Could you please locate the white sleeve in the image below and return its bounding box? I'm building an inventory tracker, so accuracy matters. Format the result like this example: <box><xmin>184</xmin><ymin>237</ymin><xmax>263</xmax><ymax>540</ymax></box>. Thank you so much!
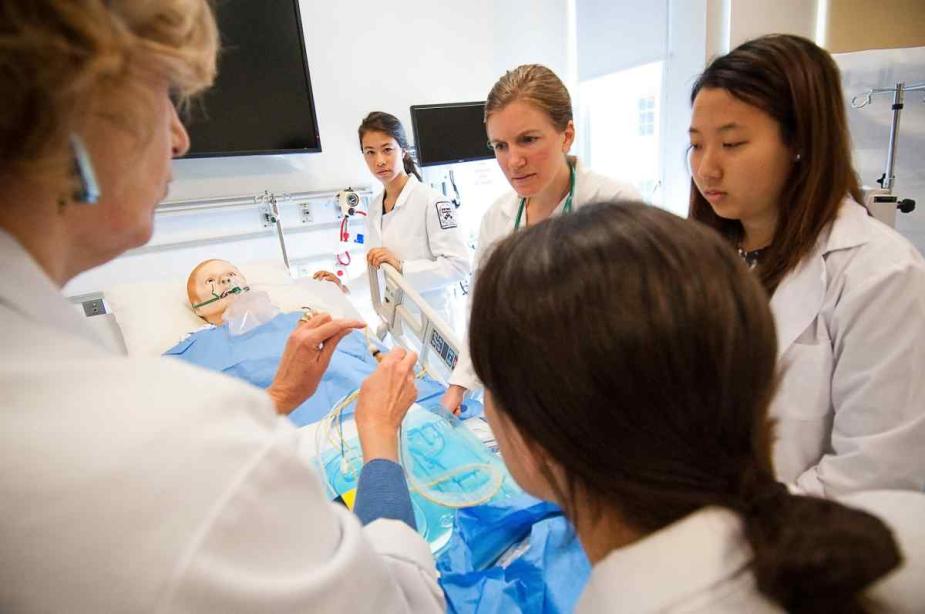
<box><xmin>448</xmin><ymin>210</ymin><xmax>501</xmax><ymax>391</ymax></box>
<box><xmin>602</xmin><ymin>178</ymin><xmax>642</xmax><ymax>203</ymax></box>
<box><xmin>365</xmin><ymin>197</ymin><xmax>384</xmax><ymax>249</ymax></box>
<box><xmin>793</xmin><ymin>259</ymin><xmax>925</xmax><ymax>496</ymax></box>
<box><xmin>401</xmin><ymin>198</ymin><xmax>471</xmax><ymax>294</ymax></box>
<box><xmin>158</xmin><ymin>420</ymin><xmax>443</xmax><ymax>613</ymax></box>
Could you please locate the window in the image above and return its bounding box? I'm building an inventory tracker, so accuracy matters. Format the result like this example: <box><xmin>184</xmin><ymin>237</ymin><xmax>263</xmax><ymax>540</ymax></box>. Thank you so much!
<box><xmin>578</xmin><ymin>61</ymin><xmax>663</xmax><ymax>203</ymax></box>
<box><xmin>638</xmin><ymin>96</ymin><xmax>656</xmax><ymax>136</ymax></box>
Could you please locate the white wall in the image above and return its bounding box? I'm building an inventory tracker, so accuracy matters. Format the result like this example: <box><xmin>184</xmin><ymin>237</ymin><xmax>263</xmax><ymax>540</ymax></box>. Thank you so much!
<box><xmin>170</xmin><ymin>0</ymin><xmax>499</xmax><ymax>202</ymax></box>
<box><xmin>168</xmin><ymin>0</ymin><xmax>568</xmax><ymax>201</ymax></box>
<box><xmin>65</xmin><ymin>0</ymin><xmax>569</xmax><ymax>297</ymax></box>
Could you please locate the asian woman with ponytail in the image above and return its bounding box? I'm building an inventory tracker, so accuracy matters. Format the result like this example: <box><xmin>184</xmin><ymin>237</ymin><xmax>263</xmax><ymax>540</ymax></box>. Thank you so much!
<box><xmin>315</xmin><ymin>112</ymin><xmax>470</xmax><ymax>327</ymax></box>
<box><xmin>467</xmin><ymin>201</ymin><xmax>924</xmax><ymax>613</ymax></box>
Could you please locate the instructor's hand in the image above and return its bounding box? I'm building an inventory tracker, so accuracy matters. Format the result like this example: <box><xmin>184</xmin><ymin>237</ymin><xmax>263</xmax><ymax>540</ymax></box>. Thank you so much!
<box><xmin>267</xmin><ymin>312</ymin><xmax>365</xmax><ymax>414</ymax></box>
<box><xmin>356</xmin><ymin>348</ymin><xmax>418</xmax><ymax>462</ymax></box>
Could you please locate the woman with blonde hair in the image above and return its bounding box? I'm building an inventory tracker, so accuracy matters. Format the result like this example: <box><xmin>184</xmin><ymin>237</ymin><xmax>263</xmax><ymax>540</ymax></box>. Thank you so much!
<box><xmin>442</xmin><ymin>64</ymin><xmax>638</xmax><ymax>412</ymax></box>
<box><xmin>0</xmin><ymin>2</ymin><xmax>442</xmax><ymax>611</ymax></box>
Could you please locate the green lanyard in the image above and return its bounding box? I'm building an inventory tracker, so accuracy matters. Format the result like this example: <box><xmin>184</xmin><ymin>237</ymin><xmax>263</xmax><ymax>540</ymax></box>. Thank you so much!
<box><xmin>514</xmin><ymin>163</ymin><xmax>576</xmax><ymax>230</ymax></box>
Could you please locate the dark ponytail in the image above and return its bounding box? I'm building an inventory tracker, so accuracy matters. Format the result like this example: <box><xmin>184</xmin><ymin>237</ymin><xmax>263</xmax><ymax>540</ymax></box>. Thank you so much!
<box><xmin>358</xmin><ymin>111</ymin><xmax>422</xmax><ymax>182</ymax></box>
<box><xmin>469</xmin><ymin>202</ymin><xmax>901</xmax><ymax>614</ymax></box>
<box><xmin>738</xmin><ymin>477</ymin><xmax>900</xmax><ymax>613</ymax></box>
<box><xmin>401</xmin><ymin>154</ymin><xmax>420</xmax><ymax>182</ymax></box>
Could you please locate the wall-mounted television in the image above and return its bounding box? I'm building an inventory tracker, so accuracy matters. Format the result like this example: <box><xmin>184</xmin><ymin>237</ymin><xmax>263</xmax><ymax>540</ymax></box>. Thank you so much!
<box><xmin>410</xmin><ymin>102</ymin><xmax>494</xmax><ymax>167</ymax></box>
<box><xmin>183</xmin><ymin>0</ymin><xmax>321</xmax><ymax>157</ymax></box>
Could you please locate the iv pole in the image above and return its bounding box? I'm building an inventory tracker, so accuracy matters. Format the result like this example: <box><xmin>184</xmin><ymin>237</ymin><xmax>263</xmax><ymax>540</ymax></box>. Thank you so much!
<box><xmin>852</xmin><ymin>81</ymin><xmax>925</xmax><ymax>226</ymax></box>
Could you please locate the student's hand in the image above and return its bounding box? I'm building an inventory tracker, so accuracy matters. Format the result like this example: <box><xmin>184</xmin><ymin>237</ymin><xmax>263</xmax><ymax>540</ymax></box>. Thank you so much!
<box><xmin>355</xmin><ymin>348</ymin><xmax>418</xmax><ymax>462</ymax></box>
<box><xmin>367</xmin><ymin>248</ymin><xmax>401</xmax><ymax>272</ymax></box>
<box><xmin>267</xmin><ymin>312</ymin><xmax>365</xmax><ymax>414</ymax></box>
<box><xmin>441</xmin><ymin>384</ymin><xmax>467</xmax><ymax>416</ymax></box>
<box><xmin>313</xmin><ymin>270</ymin><xmax>349</xmax><ymax>294</ymax></box>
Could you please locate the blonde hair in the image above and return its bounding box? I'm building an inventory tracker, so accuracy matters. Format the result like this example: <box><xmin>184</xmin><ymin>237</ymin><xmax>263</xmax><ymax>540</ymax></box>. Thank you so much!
<box><xmin>485</xmin><ymin>64</ymin><xmax>573</xmax><ymax>131</ymax></box>
<box><xmin>0</xmin><ymin>0</ymin><xmax>218</xmax><ymax>183</ymax></box>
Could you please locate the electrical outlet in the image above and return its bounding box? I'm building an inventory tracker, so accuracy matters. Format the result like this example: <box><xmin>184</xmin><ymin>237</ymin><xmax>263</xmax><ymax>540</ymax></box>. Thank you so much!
<box><xmin>299</xmin><ymin>202</ymin><xmax>313</xmax><ymax>224</ymax></box>
<box><xmin>82</xmin><ymin>298</ymin><xmax>106</xmax><ymax>317</ymax></box>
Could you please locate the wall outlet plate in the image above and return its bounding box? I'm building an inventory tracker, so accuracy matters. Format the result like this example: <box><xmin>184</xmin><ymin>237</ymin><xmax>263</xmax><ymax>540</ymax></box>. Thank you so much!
<box><xmin>299</xmin><ymin>202</ymin><xmax>313</xmax><ymax>224</ymax></box>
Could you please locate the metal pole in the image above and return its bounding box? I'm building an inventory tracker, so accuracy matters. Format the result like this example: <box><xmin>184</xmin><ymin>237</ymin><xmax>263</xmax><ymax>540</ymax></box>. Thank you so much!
<box><xmin>883</xmin><ymin>82</ymin><xmax>905</xmax><ymax>192</ymax></box>
<box><xmin>268</xmin><ymin>192</ymin><xmax>291</xmax><ymax>271</ymax></box>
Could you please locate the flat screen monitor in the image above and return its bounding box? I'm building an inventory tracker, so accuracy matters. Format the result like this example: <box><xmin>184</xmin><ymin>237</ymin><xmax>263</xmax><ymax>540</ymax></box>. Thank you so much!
<box><xmin>184</xmin><ymin>0</ymin><xmax>321</xmax><ymax>157</ymax></box>
<box><xmin>410</xmin><ymin>102</ymin><xmax>493</xmax><ymax>167</ymax></box>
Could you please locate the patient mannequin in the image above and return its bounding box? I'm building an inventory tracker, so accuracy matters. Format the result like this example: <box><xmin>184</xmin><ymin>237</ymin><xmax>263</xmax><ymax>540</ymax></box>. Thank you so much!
<box><xmin>187</xmin><ymin>259</ymin><xmax>249</xmax><ymax>325</ymax></box>
<box><xmin>178</xmin><ymin>258</ymin><xmax>382</xmax><ymax>425</ymax></box>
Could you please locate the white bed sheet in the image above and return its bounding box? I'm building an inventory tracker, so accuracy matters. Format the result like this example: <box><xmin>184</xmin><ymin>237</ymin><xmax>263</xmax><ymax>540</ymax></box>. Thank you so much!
<box><xmin>103</xmin><ymin>261</ymin><xmax>365</xmax><ymax>356</ymax></box>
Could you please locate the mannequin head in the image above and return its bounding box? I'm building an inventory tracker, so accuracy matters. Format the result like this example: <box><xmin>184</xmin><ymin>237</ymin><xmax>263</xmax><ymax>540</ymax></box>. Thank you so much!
<box><xmin>186</xmin><ymin>259</ymin><xmax>248</xmax><ymax>324</ymax></box>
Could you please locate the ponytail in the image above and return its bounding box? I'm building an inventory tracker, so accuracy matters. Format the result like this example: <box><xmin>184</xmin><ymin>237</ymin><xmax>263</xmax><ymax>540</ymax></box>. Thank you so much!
<box><xmin>403</xmin><ymin>152</ymin><xmax>422</xmax><ymax>182</ymax></box>
<box><xmin>739</xmin><ymin>475</ymin><xmax>901</xmax><ymax>613</ymax></box>
<box><xmin>466</xmin><ymin>202</ymin><xmax>902</xmax><ymax>614</ymax></box>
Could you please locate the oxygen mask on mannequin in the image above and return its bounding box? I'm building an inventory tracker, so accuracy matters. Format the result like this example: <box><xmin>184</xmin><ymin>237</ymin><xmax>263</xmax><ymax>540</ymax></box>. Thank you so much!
<box><xmin>223</xmin><ymin>289</ymin><xmax>279</xmax><ymax>336</ymax></box>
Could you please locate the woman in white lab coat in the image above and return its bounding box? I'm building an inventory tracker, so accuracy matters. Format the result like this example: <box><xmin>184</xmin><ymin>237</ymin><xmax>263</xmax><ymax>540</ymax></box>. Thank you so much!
<box><xmin>688</xmin><ymin>35</ymin><xmax>925</xmax><ymax>496</ymax></box>
<box><xmin>316</xmin><ymin>112</ymin><xmax>470</xmax><ymax>327</ymax></box>
<box><xmin>0</xmin><ymin>2</ymin><xmax>441</xmax><ymax>611</ymax></box>
<box><xmin>467</xmin><ymin>201</ymin><xmax>924</xmax><ymax>613</ymax></box>
<box><xmin>441</xmin><ymin>64</ymin><xmax>639</xmax><ymax>412</ymax></box>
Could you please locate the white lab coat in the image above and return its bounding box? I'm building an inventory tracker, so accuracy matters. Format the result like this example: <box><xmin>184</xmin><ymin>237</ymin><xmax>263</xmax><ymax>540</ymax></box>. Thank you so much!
<box><xmin>365</xmin><ymin>175</ymin><xmax>470</xmax><ymax>326</ymax></box>
<box><xmin>0</xmin><ymin>230</ymin><xmax>443</xmax><ymax>613</ymax></box>
<box><xmin>449</xmin><ymin>159</ymin><xmax>640</xmax><ymax>390</ymax></box>
<box><xmin>576</xmin><ymin>490</ymin><xmax>925</xmax><ymax>613</ymax></box>
<box><xmin>769</xmin><ymin>198</ymin><xmax>925</xmax><ymax>496</ymax></box>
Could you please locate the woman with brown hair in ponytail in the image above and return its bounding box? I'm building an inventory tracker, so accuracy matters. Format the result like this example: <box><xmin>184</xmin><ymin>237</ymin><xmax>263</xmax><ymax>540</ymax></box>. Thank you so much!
<box><xmin>441</xmin><ymin>64</ymin><xmax>639</xmax><ymax>414</ymax></box>
<box><xmin>468</xmin><ymin>200</ymin><xmax>924</xmax><ymax>613</ymax></box>
<box><xmin>314</xmin><ymin>111</ymin><xmax>470</xmax><ymax>327</ymax></box>
<box><xmin>688</xmin><ymin>34</ymin><xmax>925</xmax><ymax>497</ymax></box>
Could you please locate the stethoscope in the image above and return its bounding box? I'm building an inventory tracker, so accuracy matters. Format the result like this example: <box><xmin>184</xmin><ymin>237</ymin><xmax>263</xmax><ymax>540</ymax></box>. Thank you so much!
<box><xmin>513</xmin><ymin>162</ymin><xmax>576</xmax><ymax>230</ymax></box>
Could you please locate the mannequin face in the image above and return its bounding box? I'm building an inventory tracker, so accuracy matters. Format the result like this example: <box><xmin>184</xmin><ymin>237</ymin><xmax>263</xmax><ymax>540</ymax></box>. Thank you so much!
<box><xmin>486</xmin><ymin>99</ymin><xmax>574</xmax><ymax>199</ymax></box>
<box><xmin>187</xmin><ymin>259</ymin><xmax>247</xmax><ymax>325</ymax></box>
<box><xmin>361</xmin><ymin>130</ymin><xmax>406</xmax><ymax>186</ymax></box>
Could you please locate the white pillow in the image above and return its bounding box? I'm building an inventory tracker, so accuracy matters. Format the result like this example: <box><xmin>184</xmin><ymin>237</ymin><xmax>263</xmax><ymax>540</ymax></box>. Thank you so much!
<box><xmin>104</xmin><ymin>261</ymin><xmax>362</xmax><ymax>356</ymax></box>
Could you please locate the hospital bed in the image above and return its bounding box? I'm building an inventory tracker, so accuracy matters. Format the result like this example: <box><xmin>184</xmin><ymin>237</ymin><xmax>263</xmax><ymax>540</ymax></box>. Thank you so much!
<box><xmin>79</xmin><ymin>256</ymin><xmax>466</xmax><ymax>386</ymax></box>
<box><xmin>79</xmin><ymin>260</ymin><xmax>364</xmax><ymax>358</ymax></box>
<box><xmin>76</xmin><ymin>254</ymin><xmax>582</xmax><ymax>612</ymax></box>
<box><xmin>367</xmin><ymin>262</ymin><xmax>462</xmax><ymax>385</ymax></box>
<box><xmin>62</xmin><ymin>183</ymin><xmax>580</xmax><ymax>609</ymax></box>
<box><xmin>80</xmin><ymin>254</ymin><xmax>512</xmax><ymax>549</ymax></box>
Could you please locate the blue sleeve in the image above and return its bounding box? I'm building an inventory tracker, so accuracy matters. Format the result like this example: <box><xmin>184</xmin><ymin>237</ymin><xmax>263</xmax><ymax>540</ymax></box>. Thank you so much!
<box><xmin>353</xmin><ymin>459</ymin><xmax>416</xmax><ymax>530</ymax></box>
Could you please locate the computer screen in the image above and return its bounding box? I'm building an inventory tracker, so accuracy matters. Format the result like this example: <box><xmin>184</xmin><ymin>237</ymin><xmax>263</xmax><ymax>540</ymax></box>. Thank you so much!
<box><xmin>410</xmin><ymin>102</ymin><xmax>494</xmax><ymax>167</ymax></box>
<box><xmin>184</xmin><ymin>0</ymin><xmax>321</xmax><ymax>157</ymax></box>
